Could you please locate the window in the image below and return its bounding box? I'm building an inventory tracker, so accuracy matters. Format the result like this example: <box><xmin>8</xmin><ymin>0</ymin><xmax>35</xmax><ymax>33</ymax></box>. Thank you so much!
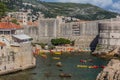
<box><xmin>72</xmin><ymin>26</ymin><xmax>80</xmax><ymax>36</ymax></box>
<box><xmin>4</xmin><ymin>31</ymin><xmax>10</xmax><ymax>34</ymax></box>
<box><xmin>0</xmin><ymin>31</ymin><xmax>3</xmax><ymax>34</ymax></box>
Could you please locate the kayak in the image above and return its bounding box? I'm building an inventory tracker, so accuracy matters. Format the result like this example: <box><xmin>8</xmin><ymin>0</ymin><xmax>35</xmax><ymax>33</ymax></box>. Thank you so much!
<box><xmin>80</xmin><ymin>60</ymin><xmax>87</xmax><ymax>63</ymax></box>
<box><xmin>53</xmin><ymin>57</ymin><xmax>60</xmax><ymax>60</ymax></box>
<box><xmin>77</xmin><ymin>65</ymin><xmax>88</xmax><ymax>68</ymax></box>
<box><xmin>77</xmin><ymin>65</ymin><xmax>103</xmax><ymax>69</ymax></box>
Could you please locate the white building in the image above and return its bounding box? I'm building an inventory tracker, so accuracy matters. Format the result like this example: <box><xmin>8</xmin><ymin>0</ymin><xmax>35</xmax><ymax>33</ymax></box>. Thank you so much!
<box><xmin>8</xmin><ymin>12</ymin><xmax>28</xmax><ymax>25</ymax></box>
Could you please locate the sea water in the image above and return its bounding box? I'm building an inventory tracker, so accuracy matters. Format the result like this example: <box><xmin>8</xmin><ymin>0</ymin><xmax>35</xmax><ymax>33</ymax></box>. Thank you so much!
<box><xmin>0</xmin><ymin>53</ymin><xmax>108</xmax><ymax>80</ymax></box>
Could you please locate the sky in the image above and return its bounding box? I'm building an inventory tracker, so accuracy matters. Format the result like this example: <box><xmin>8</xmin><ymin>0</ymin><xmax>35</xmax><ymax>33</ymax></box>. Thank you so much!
<box><xmin>42</xmin><ymin>0</ymin><xmax>120</xmax><ymax>13</ymax></box>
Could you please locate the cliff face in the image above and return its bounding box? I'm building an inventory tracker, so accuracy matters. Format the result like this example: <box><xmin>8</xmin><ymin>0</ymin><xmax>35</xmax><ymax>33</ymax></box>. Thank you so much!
<box><xmin>96</xmin><ymin>59</ymin><xmax>120</xmax><ymax>80</ymax></box>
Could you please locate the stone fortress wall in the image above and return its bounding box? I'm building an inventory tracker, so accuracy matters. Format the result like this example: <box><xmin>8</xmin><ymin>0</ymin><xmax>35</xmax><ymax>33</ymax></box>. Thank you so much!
<box><xmin>24</xmin><ymin>16</ymin><xmax>120</xmax><ymax>51</ymax></box>
<box><xmin>59</xmin><ymin>21</ymin><xmax>98</xmax><ymax>51</ymax></box>
<box><xmin>98</xmin><ymin>17</ymin><xmax>120</xmax><ymax>50</ymax></box>
<box><xmin>0</xmin><ymin>42</ymin><xmax>36</xmax><ymax>75</ymax></box>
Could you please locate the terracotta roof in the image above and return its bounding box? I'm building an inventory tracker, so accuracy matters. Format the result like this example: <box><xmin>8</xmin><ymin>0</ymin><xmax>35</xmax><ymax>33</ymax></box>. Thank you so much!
<box><xmin>27</xmin><ymin>21</ymin><xmax>38</xmax><ymax>27</ymax></box>
<box><xmin>27</xmin><ymin>21</ymin><xmax>33</xmax><ymax>25</ymax></box>
<box><xmin>0</xmin><ymin>22</ymin><xmax>22</xmax><ymax>29</ymax></box>
<box><xmin>0</xmin><ymin>42</ymin><xmax>6</xmax><ymax>46</ymax></box>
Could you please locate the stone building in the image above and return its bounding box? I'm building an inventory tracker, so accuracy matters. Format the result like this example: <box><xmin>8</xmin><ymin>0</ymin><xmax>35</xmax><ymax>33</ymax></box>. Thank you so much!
<box><xmin>24</xmin><ymin>18</ymin><xmax>60</xmax><ymax>43</ymax></box>
<box><xmin>7</xmin><ymin>11</ymin><xmax>44</xmax><ymax>26</ymax></box>
<box><xmin>0</xmin><ymin>22</ymin><xmax>36</xmax><ymax>75</ymax></box>
<box><xmin>98</xmin><ymin>21</ymin><xmax>120</xmax><ymax>50</ymax></box>
<box><xmin>8</xmin><ymin>12</ymin><xmax>28</xmax><ymax>25</ymax></box>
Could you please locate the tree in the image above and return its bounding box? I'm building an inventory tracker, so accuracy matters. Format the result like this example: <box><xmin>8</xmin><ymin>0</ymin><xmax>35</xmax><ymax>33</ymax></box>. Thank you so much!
<box><xmin>0</xmin><ymin>2</ymin><xmax>7</xmax><ymax>20</ymax></box>
<box><xmin>51</xmin><ymin>38</ymin><xmax>71</xmax><ymax>46</ymax></box>
<box><xmin>0</xmin><ymin>0</ymin><xmax>23</xmax><ymax>11</ymax></box>
<box><xmin>11</xmin><ymin>19</ymin><xmax>19</xmax><ymax>25</ymax></box>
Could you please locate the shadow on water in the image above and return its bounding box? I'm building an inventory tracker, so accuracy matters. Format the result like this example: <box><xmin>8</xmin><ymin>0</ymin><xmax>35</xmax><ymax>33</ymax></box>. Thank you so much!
<box><xmin>0</xmin><ymin>53</ymin><xmax>108</xmax><ymax>80</ymax></box>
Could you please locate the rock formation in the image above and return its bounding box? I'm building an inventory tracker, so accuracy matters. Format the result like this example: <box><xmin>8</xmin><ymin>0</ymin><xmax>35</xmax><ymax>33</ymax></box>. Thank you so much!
<box><xmin>96</xmin><ymin>59</ymin><xmax>120</xmax><ymax>80</ymax></box>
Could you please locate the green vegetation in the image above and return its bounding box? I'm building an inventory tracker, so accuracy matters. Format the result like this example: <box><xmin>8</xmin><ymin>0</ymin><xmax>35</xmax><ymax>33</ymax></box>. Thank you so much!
<box><xmin>11</xmin><ymin>19</ymin><xmax>19</xmax><ymax>25</ymax></box>
<box><xmin>0</xmin><ymin>0</ymin><xmax>119</xmax><ymax>20</ymax></box>
<box><xmin>38</xmin><ymin>2</ymin><xmax>118</xmax><ymax>20</ymax></box>
<box><xmin>0</xmin><ymin>2</ymin><xmax>7</xmax><ymax>19</ymax></box>
<box><xmin>31</xmin><ymin>42</ymin><xmax>55</xmax><ymax>50</ymax></box>
<box><xmin>1</xmin><ymin>0</ymin><xmax>23</xmax><ymax>11</ymax></box>
<box><xmin>51</xmin><ymin>38</ymin><xmax>71</xmax><ymax>46</ymax></box>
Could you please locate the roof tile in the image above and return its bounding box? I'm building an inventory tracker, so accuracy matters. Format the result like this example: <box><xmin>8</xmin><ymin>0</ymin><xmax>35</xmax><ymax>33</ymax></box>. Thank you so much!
<box><xmin>0</xmin><ymin>22</ymin><xmax>22</xmax><ymax>29</ymax></box>
<box><xmin>0</xmin><ymin>42</ymin><xmax>6</xmax><ymax>46</ymax></box>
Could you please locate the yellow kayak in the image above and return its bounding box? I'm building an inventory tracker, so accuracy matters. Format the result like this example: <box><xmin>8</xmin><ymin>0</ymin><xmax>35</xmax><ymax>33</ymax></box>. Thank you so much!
<box><xmin>54</xmin><ymin>51</ymin><xmax>62</xmax><ymax>55</ymax></box>
<box><xmin>77</xmin><ymin>65</ymin><xmax>88</xmax><ymax>68</ymax></box>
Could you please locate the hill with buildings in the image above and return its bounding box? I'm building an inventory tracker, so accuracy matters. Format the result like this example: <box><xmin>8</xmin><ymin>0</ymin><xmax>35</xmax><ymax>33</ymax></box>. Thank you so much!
<box><xmin>0</xmin><ymin>0</ymin><xmax>119</xmax><ymax>20</ymax></box>
<box><xmin>39</xmin><ymin>2</ymin><xmax>119</xmax><ymax>20</ymax></box>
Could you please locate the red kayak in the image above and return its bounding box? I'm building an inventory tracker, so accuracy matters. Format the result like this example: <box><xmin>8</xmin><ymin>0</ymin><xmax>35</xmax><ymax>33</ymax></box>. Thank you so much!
<box><xmin>100</xmin><ymin>65</ymin><xmax>105</xmax><ymax>68</ymax></box>
<box><xmin>92</xmin><ymin>65</ymin><xmax>99</xmax><ymax>69</ymax></box>
<box><xmin>80</xmin><ymin>60</ymin><xmax>87</xmax><ymax>63</ymax></box>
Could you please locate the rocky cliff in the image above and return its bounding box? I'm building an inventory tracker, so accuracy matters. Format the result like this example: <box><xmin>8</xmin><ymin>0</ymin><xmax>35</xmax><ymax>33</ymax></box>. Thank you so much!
<box><xmin>96</xmin><ymin>59</ymin><xmax>120</xmax><ymax>80</ymax></box>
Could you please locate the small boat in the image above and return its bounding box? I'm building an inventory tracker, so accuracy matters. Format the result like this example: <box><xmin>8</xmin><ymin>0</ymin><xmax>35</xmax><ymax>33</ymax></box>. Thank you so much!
<box><xmin>80</xmin><ymin>60</ymin><xmax>87</xmax><ymax>63</ymax></box>
<box><xmin>88</xmin><ymin>66</ymin><xmax>93</xmax><ymax>68</ymax></box>
<box><xmin>100</xmin><ymin>65</ymin><xmax>105</xmax><ymax>68</ymax></box>
<box><xmin>56</xmin><ymin>62</ymin><xmax>62</xmax><ymax>67</ymax></box>
<box><xmin>77</xmin><ymin>65</ymin><xmax>88</xmax><ymax>68</ymax></box>
<box><xmin>59</xmin><ymin>73</ymin><xmax>72</xmax><ymax>78</ymax></box>
<box><xmin>52</xmin><ymin>57</ymin><xmax>60</xmax><ymax>60</ymax></box>
<box><xmin>87</xmin><ymin>59</ymin><xmax>93</xmax><ymax>62</ymax></box>
<box><xmin>41</xmin><ymin>54</ymin><xmax>47</xmax><ymax>59</ymax></box>
<box><xmin>54</xmin><ymin>51</ymin><xmax>62</xmax><ymax>55</ymax></box>
<box><xmin>88</xmin><ymin>65</ymin><xmax>99</xmax><ymax>69</ymax></box>
<box><xmin>77</xmin><ymin>65</ymin><xmax>99</xmax><ymax>69</ymax></box>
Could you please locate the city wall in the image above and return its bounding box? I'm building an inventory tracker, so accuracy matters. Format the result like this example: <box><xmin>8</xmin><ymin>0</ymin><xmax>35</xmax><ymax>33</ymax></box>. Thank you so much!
<box><xmin>24</xmin><ymin>19</ymin><xmax>99</xmax><ymax>51</ymax></box>
<box><xmin>0</xmin><ymin>43</ymin><xmax>36</xmax><ymax>75</ymax></box>
<box><xmin>24</xmin><ymin>17</ymin><xmax>120</xmax><ymax>51</ymax></box>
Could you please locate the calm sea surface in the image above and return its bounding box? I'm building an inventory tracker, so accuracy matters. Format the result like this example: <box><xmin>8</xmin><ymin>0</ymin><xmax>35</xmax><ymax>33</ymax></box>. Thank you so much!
<box><xmin>0</xmin><ymin>53</ymin><xmax>108</xmax><ymax>80</ymax></box>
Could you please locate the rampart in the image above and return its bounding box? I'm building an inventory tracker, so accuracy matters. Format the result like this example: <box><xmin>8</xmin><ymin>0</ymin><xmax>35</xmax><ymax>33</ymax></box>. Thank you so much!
<box><xmin>24</xmin><ymin>17</ymin><xmax>120</xmax><ymax>51</ymax></box>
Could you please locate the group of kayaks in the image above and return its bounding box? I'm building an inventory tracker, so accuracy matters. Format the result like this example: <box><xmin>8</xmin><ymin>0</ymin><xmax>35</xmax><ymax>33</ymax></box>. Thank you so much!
<box><xmin>78</xmin><ymin>59</ymin><xmax>105</xmax><ymax>69</ymax></box>
<box><xmin>77</xmin><ymin>65</ymin><xmax>105</xmax><ymax>69</ymax></box>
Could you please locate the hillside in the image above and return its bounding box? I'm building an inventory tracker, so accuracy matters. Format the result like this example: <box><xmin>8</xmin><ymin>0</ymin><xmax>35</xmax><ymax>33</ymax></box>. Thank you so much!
<box><xmin>40</xmin><ymin>2</ymin><xmax>118</xmax><ymax>20</ymax></box>
<box><xmin>1</xmin><ymin>0</ymin><xmax>119</xmax><ymax>20</ymax></box>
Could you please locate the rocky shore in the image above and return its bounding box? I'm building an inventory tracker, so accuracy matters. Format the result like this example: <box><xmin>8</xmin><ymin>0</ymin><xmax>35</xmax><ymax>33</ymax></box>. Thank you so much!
<box><xmin>96</xmin><ymin>59</ymin><xmax>120</xmax><ymax>80</ymax></box>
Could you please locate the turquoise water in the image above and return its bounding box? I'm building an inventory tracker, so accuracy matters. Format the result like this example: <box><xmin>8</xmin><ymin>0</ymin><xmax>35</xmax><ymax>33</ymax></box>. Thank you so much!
<box><xmin>0</xmin><ymin>53</ymin><xmax>108</xmax><ymax>80</ymax></box>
